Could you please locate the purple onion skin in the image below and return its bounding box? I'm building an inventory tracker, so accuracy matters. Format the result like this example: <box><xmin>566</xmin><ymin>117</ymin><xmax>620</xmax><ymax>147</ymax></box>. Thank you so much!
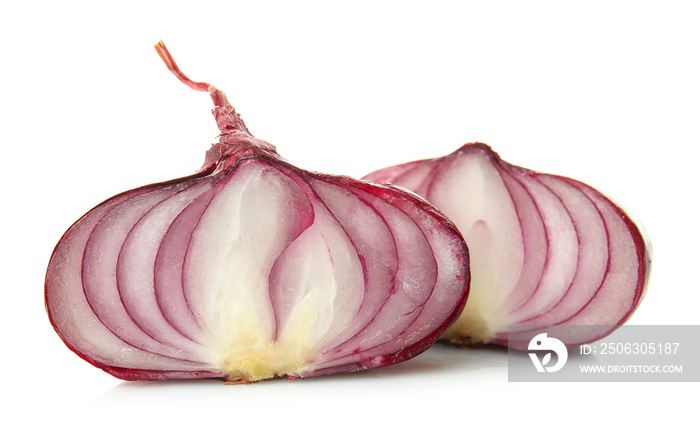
<box><xmin>364</xmin><ymin>143</ymin><xmax>650</xmax><ymax>349</ymax></box>
<box><xmin>44</xmin><ymin>43</ymin><xmax>470</xmax><ymax>382</ymax></box>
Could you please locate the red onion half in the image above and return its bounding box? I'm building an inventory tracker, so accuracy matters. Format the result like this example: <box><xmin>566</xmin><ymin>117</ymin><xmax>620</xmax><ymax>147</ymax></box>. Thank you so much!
<box><xmin>364</xmin><ymin>143</ymin><xmax>649</xmax><ymax>349</ymax></box>
<box><xmin>45</xmin><ymin>42</ymin><xmax>470</xmax><ymax>382</ymax></box>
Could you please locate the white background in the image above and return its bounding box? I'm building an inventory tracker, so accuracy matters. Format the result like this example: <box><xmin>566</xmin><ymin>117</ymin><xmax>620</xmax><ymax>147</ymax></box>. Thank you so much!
<box><xmin>2</xmin><ymin>1</ymin><xmax>698</xmax><ymax>437</ymax></box>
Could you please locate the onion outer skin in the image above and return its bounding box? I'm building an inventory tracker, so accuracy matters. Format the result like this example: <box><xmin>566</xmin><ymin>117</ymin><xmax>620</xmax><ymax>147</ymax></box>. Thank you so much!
<box><xmin>363</xmin><ymin>142</ymin><xmax>650</xmax><ymax>349</ymax></box>
<box><xmin>44</xmin><ymin>43</ymin><xmax>470</xmax><ymax>382</ymax></box>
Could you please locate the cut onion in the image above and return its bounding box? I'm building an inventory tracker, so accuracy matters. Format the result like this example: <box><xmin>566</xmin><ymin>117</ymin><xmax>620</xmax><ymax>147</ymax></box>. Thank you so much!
<box><xmin>364</xmin><ymin>143</ymin><xmax>649</xmax><ymax>348</ymax></box>
<box><xmin>45</xmin><ymin>42</ymin><xmax>470</xmax><ymax>382</ymax></box>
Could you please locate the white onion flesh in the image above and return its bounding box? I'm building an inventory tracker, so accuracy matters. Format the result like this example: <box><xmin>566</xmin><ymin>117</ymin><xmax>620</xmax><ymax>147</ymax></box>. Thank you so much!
<box><xmin>44</xmin><ymin>43</ymin><xmax>470</xmax><ymax>382</ymax></box>
<box><xmin>363</xmin><ymin>143</ymin><xmax>649</xmax><ymax>348</ymax></box>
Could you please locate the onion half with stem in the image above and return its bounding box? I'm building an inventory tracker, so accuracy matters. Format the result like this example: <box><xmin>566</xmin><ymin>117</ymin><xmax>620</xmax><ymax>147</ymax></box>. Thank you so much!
<box><xmin>45</xmin><ymin>42</ymin><xmax>470</xmax><ymax>382</ymax></box>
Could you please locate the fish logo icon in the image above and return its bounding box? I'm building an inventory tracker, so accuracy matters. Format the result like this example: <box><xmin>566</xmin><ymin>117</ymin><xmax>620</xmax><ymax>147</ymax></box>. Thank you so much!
<box><xmin>528</xmin><ymin>333</ymin><xmax>568</xmax><ymax>373</ymax></box>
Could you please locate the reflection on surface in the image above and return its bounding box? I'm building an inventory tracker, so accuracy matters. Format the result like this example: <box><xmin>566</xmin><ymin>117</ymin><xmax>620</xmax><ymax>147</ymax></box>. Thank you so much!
<box><xmin>94</xmin><ymin>343</ymin><xmax>509</xmax><ymax>405</ymax></box>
